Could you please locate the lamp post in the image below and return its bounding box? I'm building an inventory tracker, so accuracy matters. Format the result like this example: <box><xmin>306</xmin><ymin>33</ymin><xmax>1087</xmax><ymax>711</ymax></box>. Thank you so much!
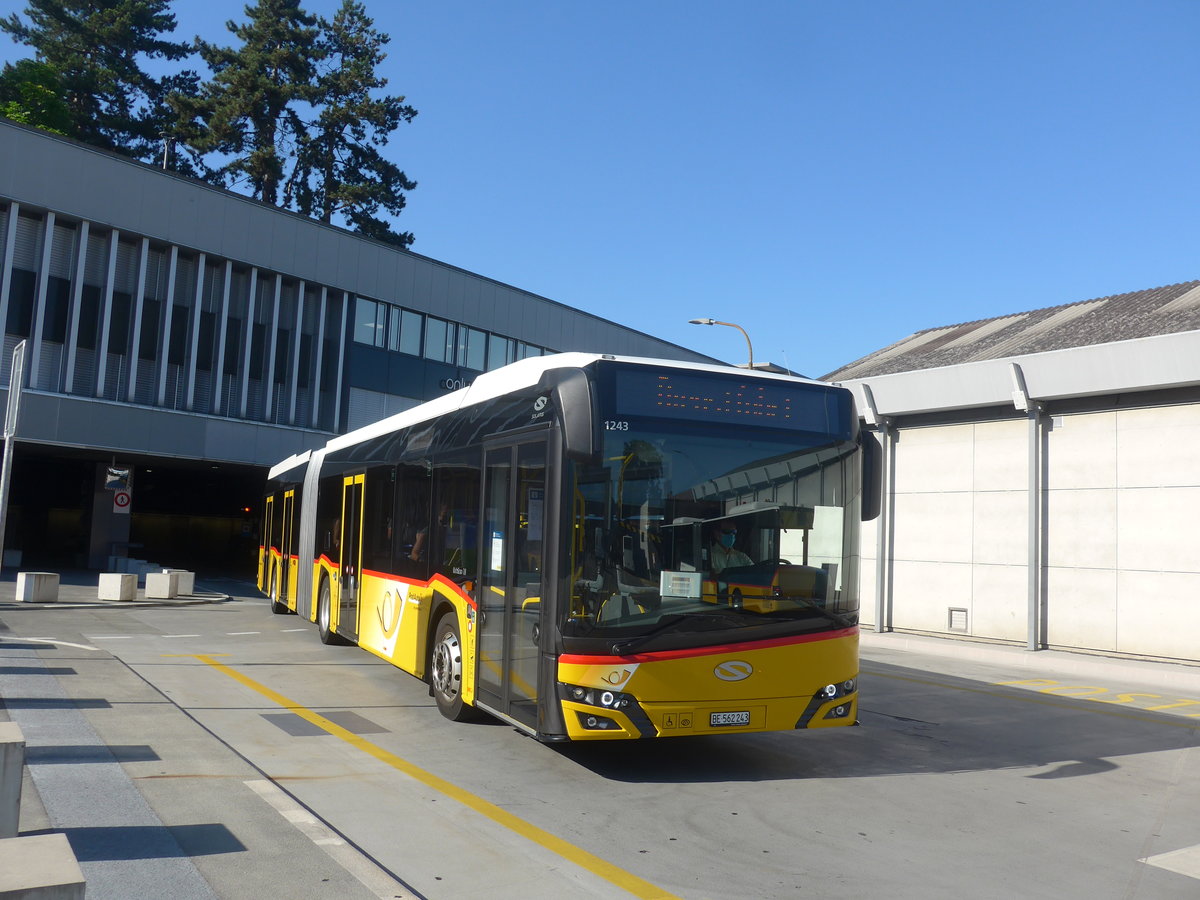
<box><xmin>688</xmin><ymin>318</ymin><xmax>754</xmax><ymax>369</ymax></box>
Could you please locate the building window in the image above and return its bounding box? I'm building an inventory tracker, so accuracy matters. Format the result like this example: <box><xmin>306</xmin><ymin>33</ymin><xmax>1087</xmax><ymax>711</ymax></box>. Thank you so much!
<box><xmin>487</xmin><ymin>334</ymin><xmax>513</xmax><ymax>371</ymax></box>
<box><xmin>390</xmin><ymin>307</ymin><xmax>423</xmax><ymax>356</ymax></box>
<box><xmin>424</xmin><ymin>316</ymin><xmax>456</xmax><ymax>363</ymax></box>
<box><xmin>458</xmin><ymin>327</ymin><xmax>486</xmax><ymax>371</ymax></box>
<box><xmin>354</xmin><ymin>297</ymin><xmax>386</xmax><ymax>347</ymax></box>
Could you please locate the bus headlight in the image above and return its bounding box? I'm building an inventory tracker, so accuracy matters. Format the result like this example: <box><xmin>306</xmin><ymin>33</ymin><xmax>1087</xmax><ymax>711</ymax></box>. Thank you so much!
<box><xmin>559</xmin><ymin>682</ymin><xmax>633</xmax><ymax>710</ymax></box>
<box><xmin>818</xmin><ymin>678</ymin><xmax>857</xmax><ymax>701</ymax></box>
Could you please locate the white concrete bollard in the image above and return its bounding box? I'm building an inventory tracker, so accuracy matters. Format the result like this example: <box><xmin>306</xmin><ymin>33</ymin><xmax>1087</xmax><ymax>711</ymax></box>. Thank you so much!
<box><xmin>0</xmin><ymin>833</ymin><xmax>86</xmax><ymax>899</ymax></box>
<box><xmin>0</xmin><ymin>722</ymin><xmax>23</xmax><ymax>839</ymax></box>
<box><xmin>163</xmin><ymin>569</ymin><xmax>195</xmax><ymax>596</ymax></box>
<box><xmin>16</xmin><ymin>572</ymin><xmax>60</xmax><ymax>603</ymax></box>
<box><xmin>145</xmin><ymin>571</ymin><xmax>179</xmax><ymax>600</ymax></box>
<box><xmin>97</xmin><ymin>573</ymin><xmax>137</xmax><ymax>601</ymax></box>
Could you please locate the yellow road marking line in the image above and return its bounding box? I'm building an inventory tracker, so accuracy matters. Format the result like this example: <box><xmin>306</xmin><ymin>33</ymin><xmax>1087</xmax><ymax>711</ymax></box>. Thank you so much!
<box><xmin>189</xmin><ymin>654</ymin><xmax>680</xmax><ymax>900</ymax></box>
<box><xmin>863</xmin><ymin>669</ymin><xmax>1200</xmax><ymax>729</ymax></box>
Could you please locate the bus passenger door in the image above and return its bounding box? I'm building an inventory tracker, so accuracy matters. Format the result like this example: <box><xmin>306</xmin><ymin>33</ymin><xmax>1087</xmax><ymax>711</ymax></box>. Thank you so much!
<box><xmin>260</xmin><ymin>494</ymin><xmax>275</xmax><ymax>593</ymax></box>
<box><xmin>476</xmin><ymin>439</ymin><xmax>548</xmax><ymax>730</ymax></box>
<box><xmin>280</xmin><ymin>490</ymin><xmax>295</xmax><ymax>608</ymax></box>
<box><xmin>338</xmin><ymin>474</ymin><xmax>364</xmax><ymax>641</ymax></box>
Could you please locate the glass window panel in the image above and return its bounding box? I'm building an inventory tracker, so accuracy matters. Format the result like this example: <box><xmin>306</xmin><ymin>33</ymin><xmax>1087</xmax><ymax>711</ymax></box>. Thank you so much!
<box><xmin>487</xmin><ymin>334</ymin><xmax>512</xmax><ymax>371</ymax></box>
<box><xmin>388</xmin><ymin>305</ymin><xmax>401</xmax><ymax>351</ymax></box>
<box><xmin>443</xmin><ymin>321</ymin><xmax>457</xmax><ymax>363</ymax></box>
<box><xmin>399</xmin><ymin>309</ymin><xmax>423</xmax><ymax>356</ymax></box>
<box><xmin>465</xmin><ymin>328</ymin><xmax>486</xmax><ymax>371</ymax></box>
<box><xmin>354</xmin><ymin>297</ymin><xmax>381</xmax><ymax>345</ymax></box>
<box><xmin>424</xmin><ymin>317</ymin><xmax>447</xmax><ymax>361</ymax></box>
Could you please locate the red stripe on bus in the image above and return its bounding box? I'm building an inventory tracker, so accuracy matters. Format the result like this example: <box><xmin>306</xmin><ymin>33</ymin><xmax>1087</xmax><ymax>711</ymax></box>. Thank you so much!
<box><xmin>558</xmin><ymin>626</ymin><xmax>858</xmax><ymax>665</ymax></box>
<box><xmin>356</xmin><ymin>567</ymin><xmax>478</xmax><ymax>611</ymax></box>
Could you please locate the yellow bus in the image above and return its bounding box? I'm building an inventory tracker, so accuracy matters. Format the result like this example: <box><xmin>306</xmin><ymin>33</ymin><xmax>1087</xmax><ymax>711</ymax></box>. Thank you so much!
<box><xmin>260</xmin><ymin>353</ymin><xmax>879</xmax><ymax>741</ymax></box>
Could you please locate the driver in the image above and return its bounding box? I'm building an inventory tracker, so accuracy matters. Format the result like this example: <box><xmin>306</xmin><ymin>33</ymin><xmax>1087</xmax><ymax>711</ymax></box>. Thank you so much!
<box><xmin>709</xmin><ymin>524</ymin><xmax>753</xmax><ymax>575</ymax></box>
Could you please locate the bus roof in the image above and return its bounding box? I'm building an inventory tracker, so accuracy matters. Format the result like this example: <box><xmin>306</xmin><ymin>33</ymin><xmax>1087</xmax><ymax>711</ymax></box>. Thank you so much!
<box><xmin>276</xmin><ymin>353</ymin><xmax>831</xmax><ymax>469</ymax></box>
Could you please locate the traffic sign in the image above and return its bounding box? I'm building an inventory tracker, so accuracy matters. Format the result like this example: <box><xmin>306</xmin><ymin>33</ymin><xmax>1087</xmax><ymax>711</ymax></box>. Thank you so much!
<box><xmin>113</xmin><ymin>490</ymin><xmax>131</xmax><ymax>514</ymax></box>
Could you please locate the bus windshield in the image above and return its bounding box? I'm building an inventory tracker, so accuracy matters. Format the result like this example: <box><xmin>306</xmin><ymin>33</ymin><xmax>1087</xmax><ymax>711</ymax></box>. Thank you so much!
<box><xmin>563</xmin><ymin>423</ymin><xmax>861</xmax><ymax>654</ymax></box>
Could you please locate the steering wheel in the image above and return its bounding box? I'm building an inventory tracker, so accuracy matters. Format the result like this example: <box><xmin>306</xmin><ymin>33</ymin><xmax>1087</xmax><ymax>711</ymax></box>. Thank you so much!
<box><xmin>775</xmin><ymin>558</ymin><xmax>792</xmax><ymax>566</ymax></box>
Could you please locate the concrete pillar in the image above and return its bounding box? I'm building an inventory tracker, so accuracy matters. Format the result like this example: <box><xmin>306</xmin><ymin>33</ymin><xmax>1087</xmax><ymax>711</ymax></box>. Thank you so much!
<box><xmin>87</xmin><ymin>462</ymin><xmax>130</xmax><ymax>570</ymax></box>
<box><xmin>0</xmin><ymin>722</ymin><xmax>22</xmax><ymax>839</ymax></box>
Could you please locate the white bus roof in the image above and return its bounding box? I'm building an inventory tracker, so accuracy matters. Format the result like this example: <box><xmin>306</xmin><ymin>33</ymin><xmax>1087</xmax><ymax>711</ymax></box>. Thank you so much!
<box><xmin>280</xmin><ymin>353</ymin><xmax>826</xmax><ymax>468</ymax></box>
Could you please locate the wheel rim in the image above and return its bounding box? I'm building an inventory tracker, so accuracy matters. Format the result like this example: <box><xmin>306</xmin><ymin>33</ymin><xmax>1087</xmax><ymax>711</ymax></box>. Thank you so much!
<box><xmin>318</xmin><ymin>587</ymin><xmax>330</xmax><ymax>631</ymax></box>
<box><xmin>432</xmin><ymin>628</ymin><xmax>462</xmax><ymax>701</ymax></box>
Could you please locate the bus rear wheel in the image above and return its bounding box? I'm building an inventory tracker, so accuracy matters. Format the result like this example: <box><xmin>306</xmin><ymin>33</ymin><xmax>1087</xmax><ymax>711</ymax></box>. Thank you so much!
<box><xmin>316</xmin><ymin>577</ymin><xmax>345</xmax><ymax>645</ymax></box>
<box><xmin>270</xmin><ymin>567</ymin><xmax>288</xmax><ymax>615</ymax></box>
<box><xmin>431</xmin><ymin>611</ymin><xmax>474</xmax><ymax>721</ymax></box>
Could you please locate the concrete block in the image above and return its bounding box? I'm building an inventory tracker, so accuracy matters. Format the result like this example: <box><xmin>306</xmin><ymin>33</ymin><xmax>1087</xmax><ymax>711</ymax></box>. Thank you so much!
<box><xmin>97</xmin><ymin>573</ymin><xmax>136</xmax><ymax>602</ymax></box>
<box><xmin>164</xmin><ymin>569</ymin><xmax>195</xmax><ymax>596</ymax></box>
<box><xmin>16</xmin><ymin>573</ymin><xmax>59</xmax><ymax>603</ymax></box>
<box><xmin>145</xmin><ymin>571</ymin><xmax>178</xmax><ymax>600</ymax></box>
<box><xmin>0</xmin><ymin>722</ymin><xmax>23</xmax><ymax>839</ymax></box>
<box><xmin>0</xmin><ymin>832</ymin><xmax>86</xmax><ymax>899</ymax></box>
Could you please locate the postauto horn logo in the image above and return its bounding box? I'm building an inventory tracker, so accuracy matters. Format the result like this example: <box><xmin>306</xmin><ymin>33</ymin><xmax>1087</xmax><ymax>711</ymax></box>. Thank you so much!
<box><xmin>714</xmin><ymin>660</ymin><xmax>753</xmax><ymax>682</ymax></box>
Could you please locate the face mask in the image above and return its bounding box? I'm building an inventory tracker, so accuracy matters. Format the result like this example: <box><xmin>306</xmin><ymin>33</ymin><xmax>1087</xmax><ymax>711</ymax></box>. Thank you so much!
<box><xmin>720</xmin><ymin>532</ymin><xmax>736</xmax><ymax>549</ymax></box>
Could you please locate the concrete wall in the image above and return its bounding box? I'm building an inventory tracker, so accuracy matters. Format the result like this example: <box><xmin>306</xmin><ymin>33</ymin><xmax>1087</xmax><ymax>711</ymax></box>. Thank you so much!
<box><xmin>860</xmin><ymin>403</ymin><xmax>1200</xmax><ymax>662</ymax></box>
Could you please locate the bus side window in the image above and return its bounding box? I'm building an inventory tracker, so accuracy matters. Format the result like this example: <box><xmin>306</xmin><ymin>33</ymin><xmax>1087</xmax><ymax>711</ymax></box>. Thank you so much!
<box><xmin>431</xmin><ymin>454</ymin><xmax>480</xmax><ymax>583</ymax></box>
<box><xmin>315</xmin><ymin>475</ymin><xmax>342</xmax><ymax>560</ymax></box>
<box><xmin>396</xmin><ymin>461</ymin><xmax>432</xmax><ymax>578</ymax></box>
<box><xmin>362</xmin><ymin>466</ymin><xmax>396</xmax><ymax>575</ymax></box>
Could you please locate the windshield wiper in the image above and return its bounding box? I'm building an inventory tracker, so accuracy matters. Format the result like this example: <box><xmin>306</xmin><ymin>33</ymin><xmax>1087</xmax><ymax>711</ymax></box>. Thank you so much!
<box><xmin>610</xmin><ymin>612</ymin><xmax>742</xmax><ymax>656</ymax></box>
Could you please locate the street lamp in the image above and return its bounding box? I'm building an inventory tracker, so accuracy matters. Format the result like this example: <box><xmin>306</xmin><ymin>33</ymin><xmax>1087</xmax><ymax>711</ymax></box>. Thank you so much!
<box><xmin>688</xmin><ymin>318</ymin><xmax>754</xmax><ymax>369</ymax></box>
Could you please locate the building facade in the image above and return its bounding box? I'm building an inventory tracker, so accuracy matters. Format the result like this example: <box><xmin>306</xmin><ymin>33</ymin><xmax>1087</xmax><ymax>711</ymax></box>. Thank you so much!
<box><xmin>826</xmin><ymin>281</ymin><xmax>1200</xmax><ymax>664</ymax></box>
<box><xmin>0</xmin><ymin>120</ymin><xmax>712</xmax><ymax>572</ymax></box>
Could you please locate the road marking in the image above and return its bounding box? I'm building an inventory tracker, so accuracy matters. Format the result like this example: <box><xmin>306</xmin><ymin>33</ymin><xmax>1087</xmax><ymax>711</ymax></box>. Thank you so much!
<box><xmin>88</xmin><ymin>635</ymin><xmax>132</xmax><ymax>640</ymax></box>
<box><xmin>994</xmin><ymin>678</ymin><xmax>1200</xmax><ymax>718</ymax></box>
<box><xmin>864</xmin><ymin>670</ymin><xmax>1200</xmax><ymax>729</ymax></box>
<box><xmin>1142</xmin><ymin>844</ymin><xmax>1200</xmax><ymax>880</ymax></box>
<box><xmin>282</xmin><ymin>629</ymin><xmax>308</xmax><ymax>633</ymax></box>
<box><xmin>191</xmin><ymin>654</ymin><xmax>681</xmax><ymax>900</ymax></box>
<box><xmin>163</xmin><ymin>634</ymin><xmax>201</xmax><ymax>639</ymax></box>
<box><xmin>244</xmin><ymin>779</ymin><xmax>420</xmax><ymax>900</ymax></box>
<box><xmin>227</xmin><ymin>632</ymin><xmax>261</xmax><ymax>636</ymax></box>
<box><xmin>10</xmin><ymin>637</ymin><xmax>100</xmax><ymax>651</ymax></box>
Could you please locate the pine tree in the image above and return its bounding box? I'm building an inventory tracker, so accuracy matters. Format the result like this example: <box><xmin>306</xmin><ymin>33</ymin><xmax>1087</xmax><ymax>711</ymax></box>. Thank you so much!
<box><xmin>174</xmin><ymin>0</ymin><xmax>321</xmax><ymax>205</ymax></box>
<box><xmin>286</xmin><ymin>0</ymin><xmax>417</xmax><ymax>247</ymax></box>
<box><xmin>0</xmin><ymin>59</ymin><xmax>72</xmax><ymax>135</ymax></box>
<box><xmin>1</xmin><ymin>0</ymin><xmax>192</xmax><ymax>158</ymax></box>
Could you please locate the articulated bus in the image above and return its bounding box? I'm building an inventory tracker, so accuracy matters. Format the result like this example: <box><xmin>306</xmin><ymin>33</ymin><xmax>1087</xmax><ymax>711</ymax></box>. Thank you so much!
<box><xmin>259</xmin><ymin>353</ymin><xmax>880</xmax><ymax>742</ymax></box>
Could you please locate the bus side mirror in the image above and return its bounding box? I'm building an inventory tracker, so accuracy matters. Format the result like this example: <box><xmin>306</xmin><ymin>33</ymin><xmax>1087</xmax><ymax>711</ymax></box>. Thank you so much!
<box><xmin>860</xmin><ymin>430</ymin><xmax>882</xmax><ymax>522</ymax></box>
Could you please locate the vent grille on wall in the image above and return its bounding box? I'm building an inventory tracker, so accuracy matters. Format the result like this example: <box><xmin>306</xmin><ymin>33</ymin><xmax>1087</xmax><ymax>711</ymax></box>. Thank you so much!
<box><xmin>948</xmin><ymin>608</ymin><xmax>968</xmax><ymax>632</ymax></box>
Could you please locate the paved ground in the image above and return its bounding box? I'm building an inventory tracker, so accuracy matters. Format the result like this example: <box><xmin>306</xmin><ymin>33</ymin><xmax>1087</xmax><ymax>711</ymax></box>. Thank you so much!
<box><xmin>2</xmin><ymin>570</ymin><xmax>1199</xmax><ymax>898</ymax></box>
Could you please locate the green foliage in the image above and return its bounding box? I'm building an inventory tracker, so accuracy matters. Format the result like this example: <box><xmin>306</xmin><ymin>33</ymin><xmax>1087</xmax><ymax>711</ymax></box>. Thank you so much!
<box><xmin>2</xmin><ymin>0</ymin><xmax>418</xmax><ymax>245</ymax></box>
<box><xmin>0</xmin><ymin>58</ymin><xmax>72</xmax><ymax>135</ymax></box>
<box><xmin>286</xmin><ymin>0</ymin><xmax>417</xmax><ymax>248</ymax></box>
<box><xmin>1</xmin><ymin>0</ymin><xmax>193</xmax><ymax>159</ymax></box>
<box><xmin>173</xmin><ymin>0</ymin><xmax>321</xmax><ymax>206</ymax></box>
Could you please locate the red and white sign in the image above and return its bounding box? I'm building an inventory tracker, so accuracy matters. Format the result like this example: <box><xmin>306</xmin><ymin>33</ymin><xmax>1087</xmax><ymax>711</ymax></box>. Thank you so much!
<box><xmin>113</xmin><ymin>490</ymin><xmax>132</xmax><ymax>514</ymax></box>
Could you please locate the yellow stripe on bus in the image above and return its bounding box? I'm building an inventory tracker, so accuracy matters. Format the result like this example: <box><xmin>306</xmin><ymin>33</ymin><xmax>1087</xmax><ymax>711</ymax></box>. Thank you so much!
<box><xmin>188</xmin><ymin>654</ymin><xmax>681</xmax><ymax>900</ymax></box>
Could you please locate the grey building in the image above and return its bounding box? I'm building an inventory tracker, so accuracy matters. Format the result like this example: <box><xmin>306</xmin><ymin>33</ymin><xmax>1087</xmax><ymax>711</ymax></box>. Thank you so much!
<box><xmin>0</xmin><ymin>119</ymin><xmax>712</xmax><ymax>573</ymax></box>
<box><xmin>826</xmin><ymin>280</ymin><xmax>1200</xmax><ymax>664</ymax></box>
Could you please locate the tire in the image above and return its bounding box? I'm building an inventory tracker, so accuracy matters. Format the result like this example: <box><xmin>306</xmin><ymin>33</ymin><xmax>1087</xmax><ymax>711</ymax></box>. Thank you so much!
<box><xmin>317</xmin><ymin>577</ymin><xmax>345</xmax><ymax>645</ymax></box>
<box><xmin>270</xmin><ymin>566</ymin><xmax>288</xmax><ymax>615</ymax></box>
<box><xmin>430</xmin><ymin>611</ymin><xmax>475</xmax><ymax>721</ymax></box>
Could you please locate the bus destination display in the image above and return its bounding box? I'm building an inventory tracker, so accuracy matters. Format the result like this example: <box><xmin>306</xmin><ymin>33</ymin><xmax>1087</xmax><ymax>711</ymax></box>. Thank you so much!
<box><xmin>614</xmin><ymin>369</ymin><xmax>844</xmax><ymax>433</ymax></box>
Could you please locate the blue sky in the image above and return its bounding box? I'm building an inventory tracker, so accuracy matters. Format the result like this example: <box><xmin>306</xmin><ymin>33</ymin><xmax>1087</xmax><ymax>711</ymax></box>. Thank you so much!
<box><xmin>3</xmin><ymin>1</ymin><xmax>1199</xmax><ymax>377</ymax></box>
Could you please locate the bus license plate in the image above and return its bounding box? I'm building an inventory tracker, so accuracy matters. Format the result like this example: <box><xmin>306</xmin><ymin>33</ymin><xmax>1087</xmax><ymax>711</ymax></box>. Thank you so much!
<box><xmin>710</xmin><ymin>711</ymin><xmax>750</xmax><ymax>727</ymax></box>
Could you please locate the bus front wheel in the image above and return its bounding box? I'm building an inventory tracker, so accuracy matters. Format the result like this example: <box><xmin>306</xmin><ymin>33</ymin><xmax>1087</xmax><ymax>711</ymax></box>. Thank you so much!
<box><xmin>431</xmin><ymin>612</ymin><xmax>474</xmax><ymax>721</ymax></box>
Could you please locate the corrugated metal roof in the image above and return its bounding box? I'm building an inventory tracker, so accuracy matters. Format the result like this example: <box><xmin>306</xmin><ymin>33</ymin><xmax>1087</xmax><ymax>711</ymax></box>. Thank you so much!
<box><xmin>823</xmin><ymin>279</ymin><xmax>1200</xmax><ymax>381</ymax></box>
